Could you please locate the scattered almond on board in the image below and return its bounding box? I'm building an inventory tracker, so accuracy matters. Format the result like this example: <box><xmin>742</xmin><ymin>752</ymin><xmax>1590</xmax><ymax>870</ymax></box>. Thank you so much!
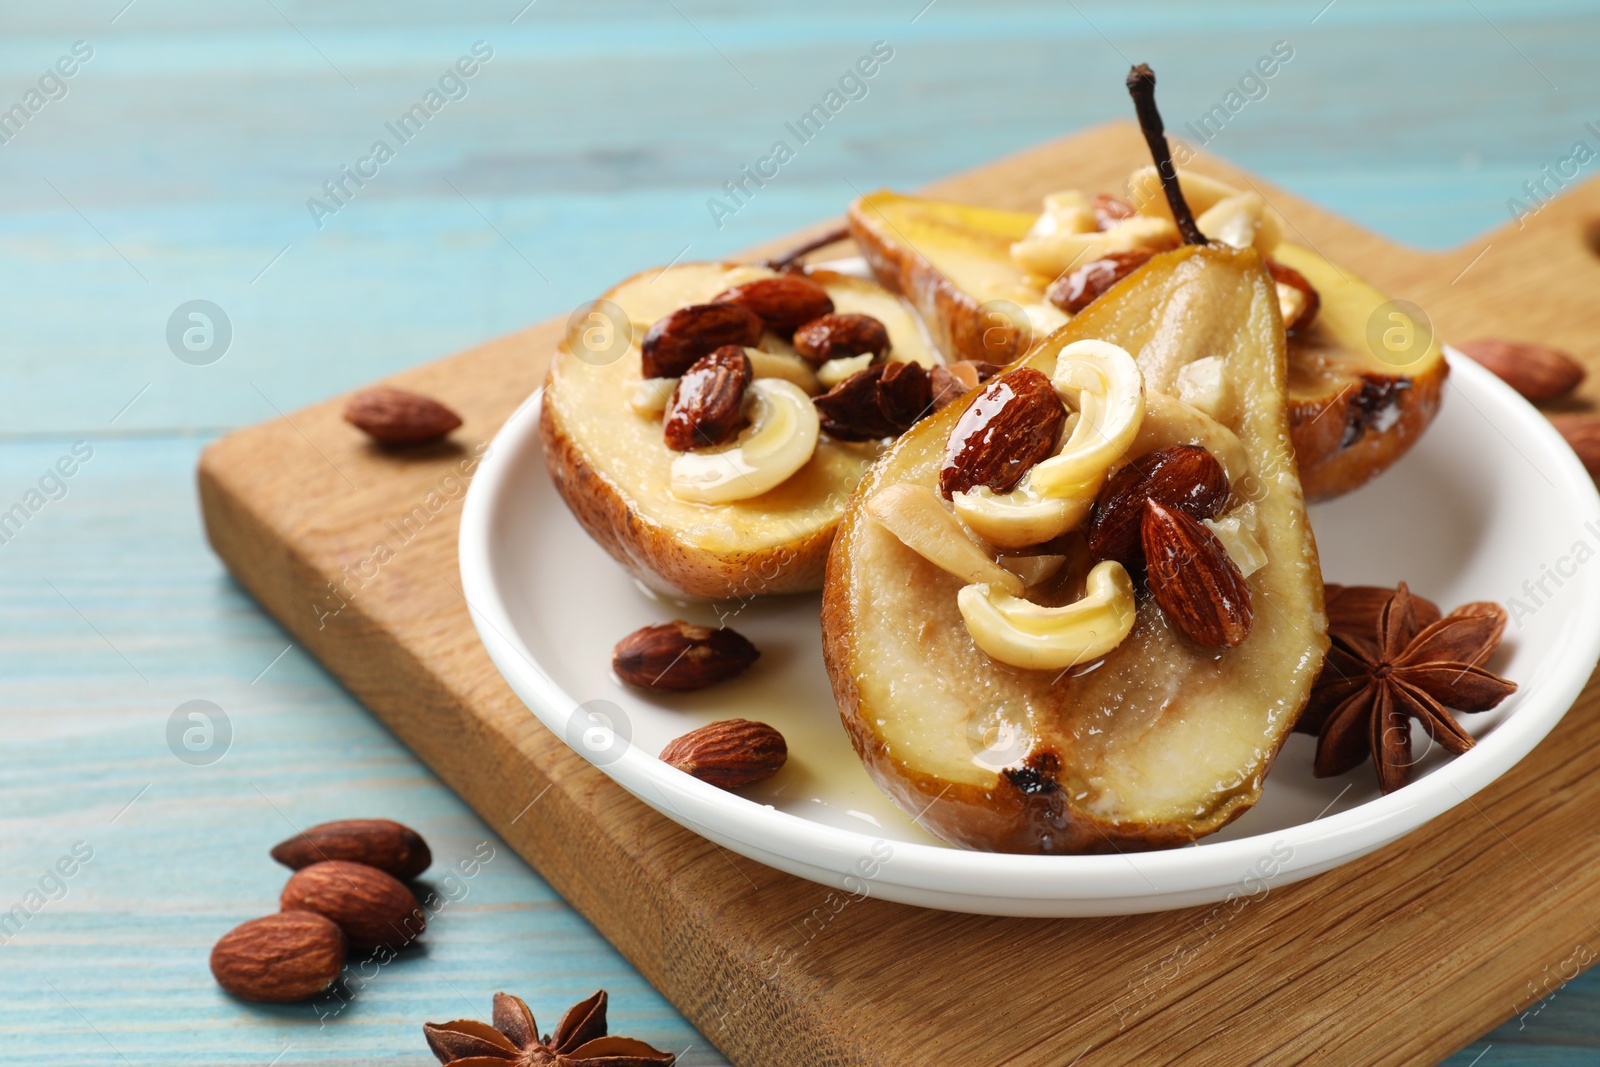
<box><xmin>343</xmin><ymin>386</ymin><xmax>462</xmax><ymax>444</ymax></box>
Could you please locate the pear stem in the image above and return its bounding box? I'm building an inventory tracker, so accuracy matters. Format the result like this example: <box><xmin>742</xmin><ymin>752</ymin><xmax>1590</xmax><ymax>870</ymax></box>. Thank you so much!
<box><xmin>762</xmin><ymin>224</ymin><xmax>851</xmax><ymax>272</ymax></box>
<box><xmin>1126</xmin><ymin>64</ymin><xmax>1207</xmax><ymax>246</ymax></box>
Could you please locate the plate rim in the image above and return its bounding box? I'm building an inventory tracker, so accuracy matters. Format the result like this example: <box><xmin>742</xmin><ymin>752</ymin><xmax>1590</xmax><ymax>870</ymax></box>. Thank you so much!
<box><xmin>459</xmin><ymin>348</ymin><xmax>1600</xmax><ymax>914</ymax></box>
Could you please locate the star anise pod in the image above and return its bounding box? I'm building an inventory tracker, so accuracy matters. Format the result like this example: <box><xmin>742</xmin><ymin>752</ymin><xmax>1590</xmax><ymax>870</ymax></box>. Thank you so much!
<box><xmin>423</xmin><ymin>990</ymin><xmax>675</xmax><ymax>1067</ymax></box>
<box><xmin>1299</xmin><ymin>582</ymin><xmax>1516</xmax><ymax>794</ymax></box>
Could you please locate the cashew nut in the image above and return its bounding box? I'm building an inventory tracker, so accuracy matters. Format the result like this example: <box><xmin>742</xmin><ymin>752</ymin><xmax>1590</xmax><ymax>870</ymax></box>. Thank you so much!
<box><xmin>952</xmin><ymin>339</ymin><xmax>1145</xmax><ymax>549</ymax></box>
<box><xmin>817</xmin><ymin>353</ymin><xmax>874</xmax><ymax>388</ymax></box>
<box><xmin>1010</xmin><ymin>215</ymin><xmax>1178</xmax><ymax>278</ymax></box>
<box><xmin>669</xmin><ymin>378</ymin><xmax>819</xmax><ymax>504</ymax></box>
<box><xmin>1195</xmin><ymin>191</ymin><xmax>1281</xmax><ymax>255</ymax></box>
<box><xmin>958</xmin><ymin>560</ymin><xmax>1138</xmax><ymax>671</ymax></box>
<box><xmin>865</xmin><ymin>484</ymin><xmax>1023</xmax><ymax>596</ymax></box>
<box><xmin>629</xmin><ymin>376</ymin><xmax>679</xmax><ymax>416</ymax></box>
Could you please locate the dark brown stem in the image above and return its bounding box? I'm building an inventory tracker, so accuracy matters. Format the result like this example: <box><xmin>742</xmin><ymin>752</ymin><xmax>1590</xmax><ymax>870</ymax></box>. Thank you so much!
<box><xmin>761</xmin><ymin>224</ymin><xmax>851</xmax><ymax>272</ymax></box>
<box><xmin>1125</xmin><ymin>64</ymin><xmax>1207</xmax><ymax>246</ymax></box>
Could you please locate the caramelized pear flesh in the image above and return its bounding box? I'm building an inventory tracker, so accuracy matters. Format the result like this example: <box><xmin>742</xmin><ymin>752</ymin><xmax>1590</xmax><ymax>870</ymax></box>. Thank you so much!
<box><xmin>847</xmin><ymin>188</ymin><xmax>1447</xmax><ymax>499</ymax></box>
<box><xmin>822</xmin><ymin>244</ymin><xmax>1327</xmax><ymax>854</ymax></box>
<box><xmin>541</xmin><ymin>263</ymin><xmax>932</xmax><ymax>599</ymax></box>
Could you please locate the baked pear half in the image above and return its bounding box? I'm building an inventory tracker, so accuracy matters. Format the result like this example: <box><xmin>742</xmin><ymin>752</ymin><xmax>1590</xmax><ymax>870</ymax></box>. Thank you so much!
<box><xmin>849</xmin><ymin>171</ymin><xmax>1447</xmax><ymax>500</ymax></box>
<box><xmin>822</xmin><ymin>242</ymin><xmax>1329</xmax><ymax>853</ymax></box>
<box><xmin>540</xmin><ymin>261</ymin><xmax>935</xmax><ymax>599</ymax></box>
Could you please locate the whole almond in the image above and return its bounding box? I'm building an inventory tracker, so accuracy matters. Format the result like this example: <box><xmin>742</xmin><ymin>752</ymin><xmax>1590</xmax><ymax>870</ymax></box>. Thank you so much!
<box><xmin>659</xmin><ymin>719</ymin><xmax>787</xmax><ymax>790</ymax></box>
<box><xmin>1090</xmin><ymin>192</ymin><xmax>1138</xmax><ymax>230</ymax></box>
<box><xmin>1086</xmin><ymin>446</ymin><xmax>1230</xmax><ymax>567</ymax></box>
<box><xmin>641</xmin><ymin>303</ymin><xmax>763</xmax><ymax>379</ymax></box>
<box><xmin>613</xmin><ymin>620</ymin><xmax>760</xmax><ymax>691</ymax></box>
<box><xmin>713</xmin><ymin>275</ymin><xmax>835</xmax><ymax>333</ymax></box>
<box><xmin>792</xmin><ymin>312</ymin><xmax>891</xmax><ymax>366</ymax></box>
<box><xmin>210</xmin><ymin>911</ymin><xmax>346</xmax><ymax>1003</ymax></box>
<box><xmin>1549</xmin><ymin>413</ymin><xmax>1600</xmax><ymax>478</ymax></box>
<box><xmin>939</xmin><ymin>367</ymin><xmax>1067</xmax><ymax>498</ymax></box>
<box><xmin>812</xmin><ymin>361</ymin><xmax>931</xmax><ymax>441</ymax></box>
<box><xmin>343</xmin><ymin>387</ymin><xmax>462</xmax><ymax>445</ymax></box>
<box><xmin>1458</xmin><ymin>338</ymin><xmax>1585</xmax><ymax>401</ymax></box>
<box><xmin>270</xmin><ymin>819</ymin><xmax>432</xmax><ymax>882</ymax></box>
<box><xmin>1266</xmin><ymin>259</ymin><xmax>1321</xmax><ymax>334</ymax></box>
<box><xmin>1142</xmin><ymin>500</ymin><xmax>1253</xmax><ymax>650</ymax></box>
<box><xmin>280</xmin><ymin>860</ymin><xmax>425</xmax><ymax>950</ymax></box>
<box><xmin>663</xmin><ymin>346</ymin><xmax>753</xmax><ymax>452</ymax></box>
<box><xmin>1045</xmin><ymin>250</ymin><xmax>1154</xmax><ymax>314</ymax></box>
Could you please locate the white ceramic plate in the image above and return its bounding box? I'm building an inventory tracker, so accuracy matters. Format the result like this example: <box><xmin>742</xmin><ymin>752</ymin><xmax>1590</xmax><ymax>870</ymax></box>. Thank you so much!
<box><xmin>460</xmin><ymin>335</ymin><xmax>1600</xmax><ymax>916</ymax></box>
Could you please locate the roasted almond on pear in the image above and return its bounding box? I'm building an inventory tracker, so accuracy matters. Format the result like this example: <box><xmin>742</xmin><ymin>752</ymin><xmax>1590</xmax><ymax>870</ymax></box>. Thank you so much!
<box><xmin>641</xmin><ymin>302</ymin><xmax>764</xmax><ymax>379</ymax></box>
<box><xmin>938</xmin><ymin>367</ymin><xmax>1066</xmax><ymax>497</ymax></box>
<box><xmin>713</xmin><ymin>274</ymin><xmax>835</xmax><ymax>333</ymax></box>
<box><xmin>1086</xmin><ymin>445</ymin><xmax>1230</xmax><ymax>568</ymax></box>
<box><xmin>663</xmin><ymin>346</ymin><xmax>753</xmax><ymax>451</ymax></box>
<box><xmin>1142</xmin><ymin>500</ymin><xmax>1253</xmax><ymax>650</ymax></box>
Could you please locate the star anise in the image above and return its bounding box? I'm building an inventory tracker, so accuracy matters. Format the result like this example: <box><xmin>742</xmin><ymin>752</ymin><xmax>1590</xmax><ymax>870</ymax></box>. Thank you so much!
<box><xmin>1298</xmin><ymin>582</ymin><xmax>1517</xmax><ymax>794</ymax></box>
<box><xmin>423</xmin><ymin>990</ymin><xmax>675</xmax><ymax>1067</ymax></box>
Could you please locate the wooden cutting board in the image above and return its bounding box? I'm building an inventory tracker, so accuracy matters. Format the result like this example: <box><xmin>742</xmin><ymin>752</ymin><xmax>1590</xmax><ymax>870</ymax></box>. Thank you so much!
<box><xmin>198</xmin><ymin>121</ymin><xmax>1600</xmax><ymax>1066</ymax></box>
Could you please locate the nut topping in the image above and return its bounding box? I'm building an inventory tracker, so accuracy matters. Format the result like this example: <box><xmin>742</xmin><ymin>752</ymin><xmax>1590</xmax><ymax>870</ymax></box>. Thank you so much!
<box><xmin>641</xmin><ymin>302</ymin><xmax>763</xmax><ymax>379</ymax></box>
<box><xmin>939</xmin><ymin>367</ymin><xmax>1066</xmax><ymax>498</ymax></box>
<box><xmin>1045</xmin><ymin>250</ymin><xmax>1154</xmax><ymax>314</ymax></box>
<box><xmin>1457</xmin><ymin>337</ymin><xmax>1585</xmax><ymax>401</ymax></box>
<box><xmin>663</xmin><ymin>346</ymin><xmax>752</xmax><ymax>451</ymax></box>
<box><xmin>1265</xmin><ymin>259</ymin><xmax>1320</xmax><ymax>334</ymax></box>
<box><xmin>344</xmin><ymin>387</ymin><xmax>462</xmax><ymax>445</ymax></box>
<box><xmin>659</xmin><ymin>718</ymin><xmax>787</xmax><ymax>790</ymax></box>
<box><xmin>792</xmin><ymin>312</ymin><xmax>891</xmax><ymax>366</ymax></box>
<box><xmin>1090</xmin><ymin>192</ymin><xmax>1138</xmax><ymax>230</ymax></box>
<box><xmin>1141</xmin><ymin>500</ymin><xmax>1252</xmax><ymax>650</ymax></box>
<box><xmin>813</xmin><ymin>360</ymin><xmax>932</xmax><ymax>441</ymax></box>
<box><xmin>1086</xmin><ymin>445</ymin><xmax>1230</xmax><ymax>568</ymax></box>
<box><xmin>713</xmin><ymin>275</ymin><xmax>835</xmax><ymax>333</ymax></box>
<box><xmin>613</xmin><ymin>620</ymin><xmax>760</xmax><ymax>691</ymax></box>
<box><xmin>209</xmin><ymin>912</ymin><xmax>347</xmax><ymax>1003</ymax></box>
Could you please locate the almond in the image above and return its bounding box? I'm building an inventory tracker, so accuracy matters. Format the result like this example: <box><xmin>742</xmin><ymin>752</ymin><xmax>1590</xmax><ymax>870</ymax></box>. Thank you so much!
<box><xmin>659</xmin><ymin>718</ymin><xmax>787</xmax><ymax>790</ymax></box>
<box><xmin>938</xmin><ymin>367</ymin><xmax>1067</xmax><ymax>498</ymax></box>
<box><xmin>613</xmin><ymin>620</ymin><xmax>760</xmax><ymax>691</ymax></box>
<box><xmin>713</xmin><ymin>275</ymin><xmax>835</xmax><ymax>333</ymax></box>
<box><xmin>270</xmin><ymin>818</ymin><xmax>432</xmax><ymax>882</ymax></box>
<box><xmin>1458</xmin><ymin>338</ymin><xmax>1585</xmax><ymax>401</ymax></box>
<box><xmin>1142</xmin><ymin>500</ymin><xmax>1253</xmax><ymax>650</ymax></box>
<box><xmin>280</xmin><ymin>860</ymin><xmax>425</xmax><ymax>950</ymax></box>
<box><xmin>1549</xmin><ymin>413</ymin><xmax>1600</xmax><ymax>478</ymax></box>
<box><xmin>343</xmin><ymin>387</ymin><xmax>462</xmax><ymax>445</ymax></box>
<box><xmin>1091</xmin><ymin>193</ymin><xmax>1138</xmax><ymax>230</ymax></box>
<box><xmin>210</xmin><ymin>911</ymin><xmax>346</xmax><ymax>1003</ymax></box>
<box><xmin>812</xmin><ymin>361</ymin><xmax>931</xmax><ymax>441</ymax></box>
<box><xmin>663</xmin><ymin>346</ymin><xmax>752</xmax><ymax>452</ymax></box>
<box><xmin>1086</xmin><ymin>446</ymin><xmax>1230</xmax><ymax>567</ymax></box>
<box><xmin>792</xmin><ymin>312</ymin><xmax>891</xmax><ymax>366</ymax></box>
<box><xmin>929</xmin><ymin>364</ymin><xmax>969</xmax><ymax>411</ymax></box>
<box><xmin>1266</xmin><ymin>259</ymin><xmax>1320</xmax><ymax>334</ymax></box>
<box><xmin>1045</xmin><ymin>250</ymin><xmax>1154</xmax><ymax>314</ymax></box>
<box><xmin>641</xmin><ymin>303</ymin><xmax>763</xmax><ymax>379</ymax></box>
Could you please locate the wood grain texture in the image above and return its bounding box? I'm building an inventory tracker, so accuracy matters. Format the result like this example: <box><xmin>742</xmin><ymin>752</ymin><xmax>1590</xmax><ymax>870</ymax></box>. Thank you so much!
<box><xmin>198</xmin><ymin>122</ymin><xmax>1600</xmax><ymax>1067</ymax></box>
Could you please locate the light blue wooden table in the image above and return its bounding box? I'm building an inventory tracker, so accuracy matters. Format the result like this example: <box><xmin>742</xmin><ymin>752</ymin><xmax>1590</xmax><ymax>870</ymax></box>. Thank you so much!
<box><xmin>3</xmin><ymin>2</ymin><xmax>1597</xmax><ymax>1063</ymax></box>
